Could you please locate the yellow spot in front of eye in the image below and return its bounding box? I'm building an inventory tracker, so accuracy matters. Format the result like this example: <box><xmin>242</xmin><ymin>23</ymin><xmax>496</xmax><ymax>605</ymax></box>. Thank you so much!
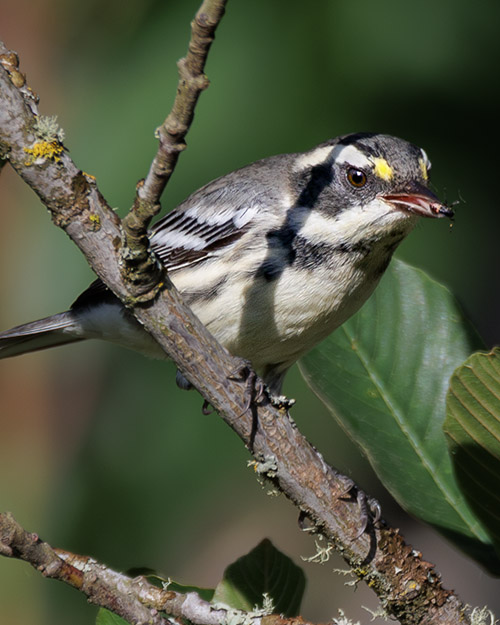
<box><xmin>419</xmin><ymin>157</ymin><xmax>428</xmax><ymax>181</ymax></box>
<box><xmin>372</xmin><ymin>157</ymin><xmax>394</xmax><ymax>181</ymax></box>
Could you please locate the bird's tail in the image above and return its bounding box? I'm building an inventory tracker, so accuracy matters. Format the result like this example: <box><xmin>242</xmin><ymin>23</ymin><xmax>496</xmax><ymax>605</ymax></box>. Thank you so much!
<box><xmin>0</xmin><ymin>312</ymin><xmax>84</xmax><ymax>360</ymax></box>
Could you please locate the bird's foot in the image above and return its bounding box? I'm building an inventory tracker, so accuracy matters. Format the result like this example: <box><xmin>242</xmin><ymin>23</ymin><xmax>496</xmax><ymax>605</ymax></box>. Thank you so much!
<box><xmin>229</xmin><ymin>360</ymin><xmax>295</xmax><ymax>415</ymax></box>
<box><xmin>228</xmin><ymin>360</ymin><xmax>266</xmax><ymax>416</ymax></box>
<box><xmin>353</xmin><ymin>490</ymin><xmax>382</xmax><ymax>539</ymax></box>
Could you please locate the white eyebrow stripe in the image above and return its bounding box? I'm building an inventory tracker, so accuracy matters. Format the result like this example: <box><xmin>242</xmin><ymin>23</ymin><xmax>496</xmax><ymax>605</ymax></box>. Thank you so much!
<box><xmin>293</xmin><ymin>142</ymin><xmax>374</xmax><ymax>172</ymax></box>
<box><xmin>293</xmin><ymin>145</ymin><xmax>335</xmax><ymax>170</ymax></box>
<box><xmin>330</xmin><ymin>143</ymin><xmax>372</xmax><ymax>169</ymax></box>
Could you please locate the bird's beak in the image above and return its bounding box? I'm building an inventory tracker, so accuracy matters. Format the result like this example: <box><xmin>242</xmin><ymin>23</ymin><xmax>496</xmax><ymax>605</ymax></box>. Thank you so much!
<box><xmin>380</xmin><ymin>183</ymin><xmax>454</xmax><ymax>219</ymax></box>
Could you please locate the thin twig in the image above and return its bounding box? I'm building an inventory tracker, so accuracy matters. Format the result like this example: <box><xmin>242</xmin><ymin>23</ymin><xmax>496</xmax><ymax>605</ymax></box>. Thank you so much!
<box><xmin>139</xmin><ymin>0</ymin><xmax>227</xmax><ymax>209</ymax></box>
<box><xmin>120</xmin><ymin>0</ymin><xmax>228</xmax><ymax>300</ymax></box>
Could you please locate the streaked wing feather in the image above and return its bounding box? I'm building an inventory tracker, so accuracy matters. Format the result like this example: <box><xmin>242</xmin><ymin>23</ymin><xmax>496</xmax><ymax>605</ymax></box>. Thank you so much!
<box><xmin>149</xmin><ymin>179</ymin><xmax>260</xmax><ymax>270</ymax></box>
<box><xmin>153</xmin><ymin>228</ymin><xmax>247</xmax><ymax>270</ymax></box>
<box><xmin>73</xmin><ymin>177</ymin><xmax>260</xmax><ymax>309</ymax></box>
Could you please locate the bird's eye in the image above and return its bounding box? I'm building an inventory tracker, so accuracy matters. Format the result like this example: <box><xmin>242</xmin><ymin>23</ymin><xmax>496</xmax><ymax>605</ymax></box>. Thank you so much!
<box><xmin>346</xmin><ymin>167</ymin><xmax>367</xmax><ymax>188</ymax></box>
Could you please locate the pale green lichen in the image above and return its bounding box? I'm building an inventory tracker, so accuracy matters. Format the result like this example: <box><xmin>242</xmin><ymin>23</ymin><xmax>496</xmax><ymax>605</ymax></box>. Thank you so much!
<box><xmin>362</xmin><ymin>605</ymin><xmax>390</xmax><ymax>621</ymax></box>
<box><xmin>248</xmin><ymin>455</ymin><xmax>278</xmax><ymax>477</ymax></box>
<box><xmin>301</xmin><ymin>537</ymin><xmax>334</xmax><ymax>564</ymax></box>
<box><xmin>33</xmin><ymin>115</ymin><xmax>65</xmax><ymax>143</ymax></box>
<box><xmin>247</xmin><ymin>456</ymin><xmax>280</xmax><ymax>496</ymax></box>
<box><xmin>217</xmin><ymin>593</ymin><xmax>275</xmax><ymax>625</ymax></box>
<box><xmin>332</xmin><ymin>609</ymin><xmax>361</xmax><ymax>625</ymax></box>
<box><xmin>23</xmin><ymin>116</ymin><xmax>66</xmax><ymax>166</ymax></box>
<box><xmin>470</xmin><ymin>606</ymin><xmax>497</xmax><ymax>625</ymax></box>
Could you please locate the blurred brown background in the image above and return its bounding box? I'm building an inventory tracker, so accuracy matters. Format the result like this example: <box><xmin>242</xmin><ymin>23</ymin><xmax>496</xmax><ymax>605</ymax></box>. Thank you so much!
<box><xmin>1</xmin><ymin>1</ymin><xmax>499</xmax><ymax>623</ymax></box>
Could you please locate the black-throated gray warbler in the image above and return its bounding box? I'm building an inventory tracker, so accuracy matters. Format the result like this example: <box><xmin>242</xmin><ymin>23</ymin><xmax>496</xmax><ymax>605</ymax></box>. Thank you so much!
<box><xmin>0</xmin><ymin>133</ymin><xmax>453</xmax><ymax>393</ymax></box>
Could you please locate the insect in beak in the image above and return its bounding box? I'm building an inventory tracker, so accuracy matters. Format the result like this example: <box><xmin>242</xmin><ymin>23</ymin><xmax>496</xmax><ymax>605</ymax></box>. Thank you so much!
<box><xmin>381</xmin><ymin>184</ymin><xmax>454</xmax><ymax>219</ymax></box>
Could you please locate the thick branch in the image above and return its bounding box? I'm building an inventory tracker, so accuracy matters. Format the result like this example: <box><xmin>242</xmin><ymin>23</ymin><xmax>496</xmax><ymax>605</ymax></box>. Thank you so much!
<box><xmin>0</xmin><ymin>30</ymin><xmax>471</xmax><ymax>625</ymax></box>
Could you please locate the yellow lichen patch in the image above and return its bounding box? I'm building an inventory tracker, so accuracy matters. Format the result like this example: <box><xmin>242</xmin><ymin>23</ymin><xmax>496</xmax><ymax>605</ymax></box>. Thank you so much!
<box><xmin>418</xmin><ymin>157</ymin><xmax>428</xmax><ymax>181</ymax></box>
<box><xmin>371</xmin><ymin>157</ymin><xmax>394</xmax><ymax>181</ymax></box>
<box><xmin>89</xmin><ymin>214</ymin><xmax>101</xmax><ymax>230</ymax></box>
<box><xmin>24</xmin><ymin>140</ymin><xmax>64</xmax><ymax>166</ymax></box>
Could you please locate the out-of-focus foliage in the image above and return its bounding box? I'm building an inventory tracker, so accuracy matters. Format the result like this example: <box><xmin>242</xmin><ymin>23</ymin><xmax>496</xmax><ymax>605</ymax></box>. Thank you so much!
<box><xmin>212</xmin><ymin>539</ymin><xmax>306</xmax><ymax>616</ymax></box>
<box><xmin>1</xmin><ymin>1</ymin><xmax>500</xmax><ymax>624</ymax></box>
<box><xmin>445</xmin><ymin>348</ymin><xmax>500</xmax><ymax>556</ymax></box>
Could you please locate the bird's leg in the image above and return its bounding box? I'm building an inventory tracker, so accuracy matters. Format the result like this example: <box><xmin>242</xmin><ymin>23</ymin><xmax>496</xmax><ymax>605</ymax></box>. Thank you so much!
<box><xmin>228</xmin><ymin>359</ymin><xmax>266</xmax><ymax>416</ymax></box>
<box><xmin>339</xmin><ymin>483</ymin><xmax>382</xmax><ymax>540</ymax></box>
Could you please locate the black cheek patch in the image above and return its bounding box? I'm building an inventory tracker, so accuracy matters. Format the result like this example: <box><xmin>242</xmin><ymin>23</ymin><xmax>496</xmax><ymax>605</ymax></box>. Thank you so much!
<box><xmin>295</xmin><ymin>161</ymin><xmax>334</xmax><ymax>208</ymax></box>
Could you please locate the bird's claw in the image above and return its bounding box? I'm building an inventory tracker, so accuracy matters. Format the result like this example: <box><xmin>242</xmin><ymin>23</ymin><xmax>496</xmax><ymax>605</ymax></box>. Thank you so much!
<box><xmin>229</xmin><ymin>360</ymin><xmax>294</xmax><ymax>415</ymax></box>
<box><xmin>229</xmin><ymin>360</ymin><xmax>265</xmax><ymax>416</ymax></box>
<box><xmin>353</xmin><ymin>490</ymin><xmax>382</xmax><ymax>540</ymax></box>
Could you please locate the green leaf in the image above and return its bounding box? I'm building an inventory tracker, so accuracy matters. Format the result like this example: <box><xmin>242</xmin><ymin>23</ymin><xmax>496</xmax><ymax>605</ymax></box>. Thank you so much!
<box><xmin>212</xmin><ymin>539</ymin><xmax>305</xmax><ymax>616</ymax></box>
<box><xmin>445</xmin><ymin>348</ymin><xmax>500</xmax><ymax>556</ymax></box>
<box><xmin>299</xmin><ymin>259</ymin><xmax>500</xmax><ymax>572</ymax></box>
<box><xmin>166</xmin><ymin>581</ymin><xmax>214</xmax><ymax>602</ymax></box>
<box><xmin>96</xmin><ymin>608</ymin><xmax>130</xmax><ymax>625</ymax></box>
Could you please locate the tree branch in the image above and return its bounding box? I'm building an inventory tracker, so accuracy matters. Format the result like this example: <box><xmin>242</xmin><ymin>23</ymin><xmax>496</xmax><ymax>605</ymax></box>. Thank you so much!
<box><xmin>0</xmin><ymin>10</ymin><xmax>473</xmax><ymax>625</ymax></box>
<box><xmin>137</xmin><ymin>0</ymin><xmax>226</xmax><ymax>210</ymax></box>
<box><xmin>0</xmin><ymin>512</ymin><xmax>316</xmax><ymax>625</ymax></box>
<box><xmin>121</xmin><ymin>0</ymin><xmax>227</xmax><ymax>300</ymax></box>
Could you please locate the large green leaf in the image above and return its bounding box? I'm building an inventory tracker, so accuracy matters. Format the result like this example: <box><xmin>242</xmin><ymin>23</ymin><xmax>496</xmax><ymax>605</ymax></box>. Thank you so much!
<box><xmin>445</xmin><ymin>348</ymin><xmax>500</xmax><ymax>555</ymax></box>
<box><xmin>212</xmin><ymin>539</ymin><xmax>305</xmax><ymax>616</ymax></box>
<box><xmin>299</xmin><ymin>259</ymin><xmax>499</xmax><ymax>572</ymax></box>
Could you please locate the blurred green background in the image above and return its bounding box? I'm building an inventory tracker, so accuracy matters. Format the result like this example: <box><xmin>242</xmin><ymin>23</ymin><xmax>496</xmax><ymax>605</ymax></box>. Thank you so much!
<box><xmin>1</xmin><ymin>1</ymin><xmax>499</xmax><ymax>623</ymax></box>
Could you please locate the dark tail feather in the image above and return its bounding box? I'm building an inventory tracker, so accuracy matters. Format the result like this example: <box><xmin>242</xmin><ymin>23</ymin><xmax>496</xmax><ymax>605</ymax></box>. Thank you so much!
<box><xmin>0</xmin><ymin>312</ymin><xmax>84</xmax><ymax>360</ymax></box>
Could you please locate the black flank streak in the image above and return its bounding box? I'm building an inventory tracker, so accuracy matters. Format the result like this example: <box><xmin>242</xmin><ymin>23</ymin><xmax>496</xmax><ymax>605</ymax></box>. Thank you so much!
<box><xmin>334</xmin><ymin>240</ymin><xmax>371</xmax><ymax>255</ymax></box>
<box><xmin>293</xmin><ymin>237</ymin><xmax>372</xmax><ymax>270</ymax></box>
<box><xmin>258</xmin><ymin>234</ymin><xmax>375</xmax><ymax>278</ymax></box>
<box><xmin>182</xmin><ymin>275</ymin><xmax>229</xmax><ymax>305</ymax></box>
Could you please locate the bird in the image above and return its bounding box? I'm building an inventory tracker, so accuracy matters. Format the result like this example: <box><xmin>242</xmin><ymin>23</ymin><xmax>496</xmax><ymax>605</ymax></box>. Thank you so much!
<box><xmin>0</xmin><ymin>132</ymin><xmax>453</xmax><ymax>395</ymax></box>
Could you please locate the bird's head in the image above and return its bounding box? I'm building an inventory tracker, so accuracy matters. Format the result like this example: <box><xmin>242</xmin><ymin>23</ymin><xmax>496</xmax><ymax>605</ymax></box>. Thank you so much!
<box><xmin>291</xmin><ymin>132</ymin><xmax>453</xmax><ymax>243</ymax></box>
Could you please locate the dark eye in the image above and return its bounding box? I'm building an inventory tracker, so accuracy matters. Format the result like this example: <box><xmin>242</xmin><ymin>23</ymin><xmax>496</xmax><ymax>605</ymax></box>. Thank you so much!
<box><xmin>346</xmin><ymin>167</ymin><xmax>367</xmax><ymax>188</ymax></box>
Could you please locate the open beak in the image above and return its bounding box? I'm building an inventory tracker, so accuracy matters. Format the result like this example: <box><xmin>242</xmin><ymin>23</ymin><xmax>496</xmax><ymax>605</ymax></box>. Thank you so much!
<box><xmin>381</xmin><ymin>183</ymin><xmax>454</xmax><ymax>219</ymax></box>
